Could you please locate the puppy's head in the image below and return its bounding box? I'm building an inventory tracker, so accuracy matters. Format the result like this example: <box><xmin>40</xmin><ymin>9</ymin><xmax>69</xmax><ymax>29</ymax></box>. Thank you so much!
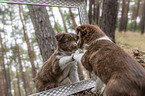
<box><xmin>55</xmin><ymin>33</ymin><xmax>79</xmax><ymax>54</ymax></box>
<box><xmin>75</xmin><ymin>24</ymin><xmax>105</xmax><ymax>49</ymax></box>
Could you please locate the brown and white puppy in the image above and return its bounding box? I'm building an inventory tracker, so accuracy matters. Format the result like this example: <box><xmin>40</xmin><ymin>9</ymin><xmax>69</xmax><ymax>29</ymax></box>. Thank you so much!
<box><xmin>74</xmin><ymin>24</ymin><xmax>145</xmax><ymax>96</ymax></box>
<box><xmin>35</xmin><ymin>33</ymin><xmax>80</xmax><ymax>92</ymax></box>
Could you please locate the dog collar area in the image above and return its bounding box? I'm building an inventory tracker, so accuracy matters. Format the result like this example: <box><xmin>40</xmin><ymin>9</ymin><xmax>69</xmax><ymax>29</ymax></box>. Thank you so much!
<box><xmin>96</xmin><ymin>36</ymin><xmax>112</xmax><ymax>42</ymax></box>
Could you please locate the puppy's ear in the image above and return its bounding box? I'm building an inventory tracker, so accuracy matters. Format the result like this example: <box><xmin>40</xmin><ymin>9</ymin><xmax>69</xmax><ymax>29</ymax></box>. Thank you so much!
<box><xmin>71</xmin><ymin>34</ymin><xmax>79</xmax><ymax>41</ymax></box>
<box><xmin>75</xmin><ymin>27</ymin><xmax>82</xmax><ymax>35</ymax></box>
<box><xmin>55</xmin><ymin>34</ymin><xmax>65</xmax><ymax>41</ymax></box>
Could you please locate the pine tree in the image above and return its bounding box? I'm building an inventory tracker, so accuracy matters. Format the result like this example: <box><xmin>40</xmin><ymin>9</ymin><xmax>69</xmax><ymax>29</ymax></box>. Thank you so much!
<box><xmin>28</xmin><ymin>5</ymin><xmax>56</xmax><ymax>62</ymax></box>
<box><xmin>58</xmin><ymin>7</ymin><xmax>68</xmax><ymax>33</ymax></box>
<box><xmin>119</xmin><ymin>0</ymin><xmax>130</xmax><ymax>32</ymax></box>
<box><xmin>140</xmin><ymin>0</ymin><xmax>145</xmax><ymax>34</ymax></box>
<box><xmin>100</xmin><ymin>0</ymin><xmax>118</xmax><ymax>42</ymax></box>
<box><xmin>19</xmin><ymin>5</ymin><xmax>37</xmax><ymax>79</ymax></box>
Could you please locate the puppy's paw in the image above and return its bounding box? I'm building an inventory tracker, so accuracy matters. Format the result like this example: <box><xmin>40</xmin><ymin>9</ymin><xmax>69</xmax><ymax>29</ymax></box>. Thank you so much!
<box><xmin>74</xmin><ymin>49</ymin><xmax>80</xmax><ymax>54</ymax></box>
<box><xmin>71</xmin><ymin>54</ymin><xmax>74</xmax><ymax>60</ymax></box>
<box><xmin>59</xmin><ymin>55</ymin><xmax>74</xmax><ymax>68</ymax></box>
<box><xmin>91</xmin><ymin>77</ymin><xmax>105</xmax><ymax>94</ymax></box>
<box><xmin>56</xmin><ymin>55</ymin><xmax>63</xmax><ymax>59</ymax></box>
<box><xmin>73</xmin><ymin>53</ymin><xmax>84</xmax><ymax>63</ymax></box>
<box><xmin>91</xmin><ymin>87</ymin><xmax>104</xmax><ymax>95</ymax></box>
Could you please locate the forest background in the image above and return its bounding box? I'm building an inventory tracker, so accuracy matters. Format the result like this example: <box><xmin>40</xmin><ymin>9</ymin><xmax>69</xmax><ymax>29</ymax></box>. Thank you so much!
<box><xmin>0</xmin><ymin>0</ymin><xmax>145</xmax><ymax>96</ymax></box>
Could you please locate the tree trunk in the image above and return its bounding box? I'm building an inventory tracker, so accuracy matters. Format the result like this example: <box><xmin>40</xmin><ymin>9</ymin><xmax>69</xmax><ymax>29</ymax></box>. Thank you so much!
<box><xmin>11</xmin><ymin>45</ymin><xmax>21</xmax><ymax>96</ymax></box>
<box><xmin>100</xmin><ymin>0</ymin><xmax>104</xmax><ymax>20</ymax></box>
<box><xmin>100</xmin><ymin>0</ymin><xmax>118</xmax><ymax>42</ymax></box>
<box><xmin>11</xmin><ymin>68</ymin><xmax>18</xmax><ymax>96</ymax></box>
<box><xmin>16</xmin><ymin>44</ymin><xmax>28</xmax><ymax>96</ymax></box>
<box><xmin>31</xmin><ymin>41</ymin><xmax>38</xmax><ymax>70</ymax></box>
<box><xmin>58</xmin><ymin>7</ymin><xmax>68</xmax><ymax>33</ymax></box>
<box><xmin>140</xmin><ymin>0</ymin><xmax>145</xmax><ymax>34</ymax></box>
<box><xmin>130</xmin><ymin>6</ymin><xmax>136</xmax><ymax>31</ymax></box>
<box><xmin>31</xmin><ymin>41</ymin><xmax>37</xmax><ymax>62</ymax></box>
<box><xmin>93</xmin><ymin>0</ymin><xmax>96</xmax><ymax>24</ymax></box>
<box><xmin>1</xmin><ymin>8</ymin><xmax>12</xmax><ymax>96</ymax></box>
<box><xmin>22</xmin><ymin>54</ymin><xmax>33</xmax><ymax>94</ymax></box>
<box><xmin>88</xmin><ymin>0</ymin><xmax>93</xmax><ymax>24</ymax></box>
<box><xmin>119</xmin><ymin>0</ymin><xmax>130</xmax><ymax>32</ymax></box>
<box><xmin>0</xmin><ymin>71</ymin><xmax>3</xmax><ymax>96</ymax></box>
<box><xmin>16</xmin><ymin>68</ymin><xmax>21</xmax><ymax>96</ymax></box>
<box><xmin>134</xmin><ymin>0</ymin><xmax>140</xmax><ymax>31</ymax></box>
<box><xmin>28</xmin><ymin>5</ymin><xmax>56</xmax><ymax>62</ymax></box>
<box><xmin>19</xmin><ymin>5</ymin><xmax>37</xmax><ymax>79</ymax></box>
<box><xmin>49</xmin><ymin>7</ymin><xmax>60</xmax><ymax>33</ymax></box>
<box><xmin>0</xmin><ymin>33</ymin><xmax>6</xmax><ymax>96</ymax></box>
<box><xmin>24</xmin><ymin>69</ymin><xmax>33</xmax><ymax>94</ymax></box>
<box><xmin>93</xmin><ymin>0</ymin><xmax>100</xmax><ymax>25</ymax></box>
<box><xmin>69</xmin><ymin>8</ymin><xmax>77</xmax><ymax>29</ymax></box>
<box><xmin>4</xmin><ymin>46</ymin><xmax>12</xmax><ymax>96</ymax></box>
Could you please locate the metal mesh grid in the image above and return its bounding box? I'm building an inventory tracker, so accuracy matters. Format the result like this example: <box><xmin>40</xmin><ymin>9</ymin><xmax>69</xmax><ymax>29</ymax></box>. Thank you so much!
<box><xmin>29</xmin><ymin>79</ymin><xmax>95</xmax><ymax>96</ymax></box>
<box><xmin>0</xmin><ymin>0</ymin><xmax>89</xmax><ymax>24</ymax></box>
<box><xmin>0</xmin><ymin>0</ymin><xmax>83</xmax><ymax>8</ymax></box>
<box><xmin>78</xmin><ymin>0</ymin><xmax>89</xmax><ymax>24</ymax></box>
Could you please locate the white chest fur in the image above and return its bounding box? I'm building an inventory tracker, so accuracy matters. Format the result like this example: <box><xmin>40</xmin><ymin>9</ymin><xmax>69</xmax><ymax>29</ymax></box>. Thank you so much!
<box><xmin>73</xmin><ymin>50</ymin><xmax>85</xmax><ymax>65</ymax></box>
<box><xmin>56</xmin><ymin>54</ymin><xmax>80</xmax><ymax>84</ymax></box>
<box><xmin>56</xmin><ymin>54</ymin><xmax>73</xmax><ymax>70</ymax></box>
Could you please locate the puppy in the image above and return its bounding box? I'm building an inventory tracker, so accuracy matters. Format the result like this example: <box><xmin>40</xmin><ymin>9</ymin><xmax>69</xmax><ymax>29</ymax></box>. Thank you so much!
<box><xmin>74</xmin><ymin>24</ymin><xmax>145</xmax><ymax>96</ymax></box>
<box><xmin>35</xmin><ymin>33</ymin><xmax>80</xmax><ymax>92</ymax></box>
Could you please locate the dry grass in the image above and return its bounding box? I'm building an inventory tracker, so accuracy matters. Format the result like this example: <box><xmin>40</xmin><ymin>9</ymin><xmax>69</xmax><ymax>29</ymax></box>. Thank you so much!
<box><xmin>115</xmin><ymin>31</ymin><xmax>145</xmax><ymax>54</ymax></box>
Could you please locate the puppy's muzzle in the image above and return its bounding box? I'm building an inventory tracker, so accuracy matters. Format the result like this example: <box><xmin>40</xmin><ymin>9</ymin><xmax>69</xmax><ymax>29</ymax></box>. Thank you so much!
<box><xmin>73</xmin><ymin>43</ymin><xmax>78</xmax><ymax>49</ymax></box>
<box><xmin>77</xmin><ymin>39</ymin><xmax>83</xmax><ymax>49</ymax></box>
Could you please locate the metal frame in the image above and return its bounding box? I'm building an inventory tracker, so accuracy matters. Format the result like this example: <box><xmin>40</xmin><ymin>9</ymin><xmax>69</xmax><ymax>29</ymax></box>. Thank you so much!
<box><xmin>29</xmin><ymin>79</ymin><xmax>95</xmax><ymax>96</ymax></box>
<box><xmin>0</xmin><ymin>0</ymin><xmax>89</xmax><ymax>24</ymax></box>
<box><xmin>0</xmin><ymin>0</ymin><xmax>90</xmax><ymax>95</ymax></box>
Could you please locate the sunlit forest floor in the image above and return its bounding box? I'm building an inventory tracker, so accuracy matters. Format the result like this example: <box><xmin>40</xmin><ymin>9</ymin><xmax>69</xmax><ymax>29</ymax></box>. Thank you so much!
<box><xmin>115</xmin><ymin>31</ymin><xmax>145</xmax><ymax>54</ymax></box>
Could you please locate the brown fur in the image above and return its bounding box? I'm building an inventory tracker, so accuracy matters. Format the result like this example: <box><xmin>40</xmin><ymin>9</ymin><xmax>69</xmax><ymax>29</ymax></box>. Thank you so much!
<box><xmin>76</xmin><ymin>24</ymin><xmax>145</xmax><ymax>96</ymax></box>
<box><xmin>35</xmin><ymin>33</ymin><xmax>79</xmax><ymax>92</ymax></box>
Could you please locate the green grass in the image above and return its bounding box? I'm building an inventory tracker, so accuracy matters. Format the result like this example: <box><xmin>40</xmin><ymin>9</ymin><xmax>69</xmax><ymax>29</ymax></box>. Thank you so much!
<box><xmin>115</xmin><ymin>31</ymin><xmax>145</xmax><ymax>54</ymax></box>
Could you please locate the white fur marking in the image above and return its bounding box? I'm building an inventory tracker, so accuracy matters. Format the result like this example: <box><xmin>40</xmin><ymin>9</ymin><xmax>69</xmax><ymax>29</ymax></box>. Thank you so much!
<box><xmin>96</xmin><ymin>36</ymin><xmax>112</xmax><ymax>42</ymax></box>
<box><xmin>59</xmin><ymin>55</ymin><xmax>73</xmax><ymax>69</ymax></box>
<box><xmin>56</xmin><ymin>55</ymin><xmax>64</xmax><ymax>59</ymax></box>
<box><xmin>58</xmin><ymin>61</ymin><xmax>80</xmax><ymax>83</ymax></box>
<box><xmin>95</xmin><ymin>77</ymin><xmax>105</xmax><ymax>90</ymax></box>
<box><xmin>84</xmin><ymin>44</ymin><xmax>89</xmax><ymax>47</ymax></box>
<box><xmin>91</xmin><ymin>77</ymin><xmax>106</xmax><ymax>93</ymax></box>
<box><xmin>73</xmin><ymin>52</ymin><xmax>84</xmax><ymax>65</ymax></box>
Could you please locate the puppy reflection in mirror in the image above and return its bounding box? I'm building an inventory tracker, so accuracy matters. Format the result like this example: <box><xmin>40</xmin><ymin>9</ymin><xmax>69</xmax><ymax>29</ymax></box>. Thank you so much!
<box><xmin>35</xmin><ymin>33</ymin><xmax>80</xmax><ymax>92</ymax></box>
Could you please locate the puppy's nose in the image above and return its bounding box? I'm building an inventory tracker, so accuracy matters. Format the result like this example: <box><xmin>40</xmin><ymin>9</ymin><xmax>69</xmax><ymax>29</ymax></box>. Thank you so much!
<box><xmin>74</xmin><ymin>43</ymin><xmax>77</xmax><ymax>48</ymax></box>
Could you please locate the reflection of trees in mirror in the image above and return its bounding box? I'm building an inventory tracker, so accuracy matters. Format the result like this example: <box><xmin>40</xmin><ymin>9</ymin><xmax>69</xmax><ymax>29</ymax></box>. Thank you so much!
<box><xmin>0</xmin><ymin>3</ymin><xmax>81</xmax><ymax>95</ymax></box>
